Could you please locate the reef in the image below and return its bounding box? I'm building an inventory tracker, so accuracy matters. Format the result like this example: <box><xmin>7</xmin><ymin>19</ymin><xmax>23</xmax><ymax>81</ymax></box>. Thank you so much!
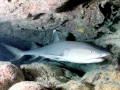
<box><xmin>0</xmin><ymin>0</ymin><xmax>120</xmax><ymax>90</ymax></box>
<box><xmin>0</xmin><ymin>61</ymin><xmax>119</xmax><ymax>90</ymax></box>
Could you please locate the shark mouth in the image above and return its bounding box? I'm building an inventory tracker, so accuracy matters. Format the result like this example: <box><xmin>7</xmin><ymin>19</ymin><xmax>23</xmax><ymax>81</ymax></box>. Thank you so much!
<box><xmin>85</xmin><ymin>57</ymin><xmax>104</xmax><ymax>63</ymax></box>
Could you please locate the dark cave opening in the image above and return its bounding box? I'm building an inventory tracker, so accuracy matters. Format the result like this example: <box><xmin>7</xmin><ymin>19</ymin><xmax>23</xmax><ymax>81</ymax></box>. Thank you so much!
<box><xmin>99</xmin><ymin>3</ymin><xmax>113</xmax><ymax>20</ymax></box>
<box><xmin>98</xmin><ymin>3</ymin><xmax>120</xmax><ymax>28</ymax></box>
<box><xmin>56</xmin><ymin>0</ymin><xmax>90</xmax><ymax>12</ymax></box>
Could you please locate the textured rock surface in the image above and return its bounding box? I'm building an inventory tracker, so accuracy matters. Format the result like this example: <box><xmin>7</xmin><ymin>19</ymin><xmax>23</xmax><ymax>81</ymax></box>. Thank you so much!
<box><xmin>0</xmin><ymin>0</ymin><xmax>67</xmax><ymax>21</ymax></box>
<box><xmin>20</xmin><ymin>63</ymin><xmax>80</xmax><ymax>87</ymax></box>
<box><xmin>0</xmin><ymin>62</ymin><xmax>24</xmax><ymax>90</ymax></box>
<box><xmin>109</xmin><ymin>0</ymin><xmax>120</xmax><ymax>7</ymax></box>
<box><xmin>57</xmin><ymin>80</ymin><xmax>94</xmax><ymax>90</ymax></box>
<box><xmin>0</xmin><ymin>62</ymin><xmax>120</xmax><ymax>90</ymax></box>
<box><xmin>8</xmin><ymin>81</ymin><xmax>47</xmax><ymax>90</ymax></box>
<box><xmin>8</xmin><ymin>80</ymin><xmax>94</xmax><ymax>90</ymax></box>
<box><xmin>0</xmin><ymin>1</ymin><xmax>119</xmax><ymax>43</ymax></box>
<box><xmin>81</xmin><ymin>69</ymin><xmax>120</xmax><ymax>90</ymax></box>
<box><xmin>0</xmin><ymin>0</ymin><xmax>107</xmax><ymax>45</ymax></box>
<box><xmin>95</xmin><ymin>82</ymin><xmax>120</xmax><ymax>90</ymax></box>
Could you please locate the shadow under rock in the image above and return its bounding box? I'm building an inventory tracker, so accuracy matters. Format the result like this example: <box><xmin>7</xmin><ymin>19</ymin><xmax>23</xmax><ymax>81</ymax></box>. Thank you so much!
<box><xmin>56</xmin><ymin>0</ymin><xmax>90</xmax><ymax>12</ymax></box>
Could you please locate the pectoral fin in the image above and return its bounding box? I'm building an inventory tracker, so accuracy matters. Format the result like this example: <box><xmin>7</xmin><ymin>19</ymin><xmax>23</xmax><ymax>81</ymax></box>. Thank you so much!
<box><xmin>29</xmin><ymin>55</ymin><xmax>39</xmax><ymax>61</ymax></box>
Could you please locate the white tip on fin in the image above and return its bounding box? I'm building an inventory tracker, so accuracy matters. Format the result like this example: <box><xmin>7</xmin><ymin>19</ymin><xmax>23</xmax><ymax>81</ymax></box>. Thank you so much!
<box><xmin>53</xmin><ymin>29</ymin><xmax>59</xmax><ymax>42</ymax></box>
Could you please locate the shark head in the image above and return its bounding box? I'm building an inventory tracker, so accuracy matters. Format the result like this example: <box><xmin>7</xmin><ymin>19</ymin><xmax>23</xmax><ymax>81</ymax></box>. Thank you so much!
<box><xmin>84</xmin><ymin>48</ymin><xmax>111</xmax><ymax>63</ymax></box>
<box><xmin>65</xmin><ymin>42</ymin><xmax>112</xmax><ymax>63</ymax></box>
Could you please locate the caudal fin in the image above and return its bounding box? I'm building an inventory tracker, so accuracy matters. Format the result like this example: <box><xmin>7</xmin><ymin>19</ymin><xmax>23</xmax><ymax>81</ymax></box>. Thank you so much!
<box><xmin>2</xmin><ymin>43</ymin><xmax>24</xmax><ymax>61</ymax></box>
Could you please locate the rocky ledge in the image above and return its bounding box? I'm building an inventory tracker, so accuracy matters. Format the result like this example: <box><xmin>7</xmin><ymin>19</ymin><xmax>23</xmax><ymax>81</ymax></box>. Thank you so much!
<box><xmin>0</xmin><ymin>61</ymin><xmax>119</xmax><ymax>90</ymax></box>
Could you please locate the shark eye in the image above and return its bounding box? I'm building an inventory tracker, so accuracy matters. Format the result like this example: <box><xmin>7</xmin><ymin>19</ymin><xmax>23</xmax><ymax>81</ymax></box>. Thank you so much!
<box><xmin>90</xmin><ymin>51</ymin><xmax>93</xmax><ymax>54</ymax></box>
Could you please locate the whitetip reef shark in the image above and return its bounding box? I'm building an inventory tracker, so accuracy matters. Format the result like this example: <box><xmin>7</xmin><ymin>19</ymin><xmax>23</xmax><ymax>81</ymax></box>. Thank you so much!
<box><xmin>2</xmin><ymin>30</ymin><xmax>111</xmax><ymax>63</ymax></box>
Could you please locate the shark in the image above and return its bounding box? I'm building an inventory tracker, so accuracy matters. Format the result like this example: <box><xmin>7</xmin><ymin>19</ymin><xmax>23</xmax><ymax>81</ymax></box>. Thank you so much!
<box><xmin>2</xmin><ymin>30</ymin><xmax>111</xmax><ymax>63</ymax></box>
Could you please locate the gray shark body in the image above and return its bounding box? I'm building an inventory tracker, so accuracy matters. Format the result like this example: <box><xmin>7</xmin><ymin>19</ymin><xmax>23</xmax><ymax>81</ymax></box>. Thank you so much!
<box><xmin>2</xmin><ymin>30</ymin><xmax>111</xmax><ymax>63</ymax></box>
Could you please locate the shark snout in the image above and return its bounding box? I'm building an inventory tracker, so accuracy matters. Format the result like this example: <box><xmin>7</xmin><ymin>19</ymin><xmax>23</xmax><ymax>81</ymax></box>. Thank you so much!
<box><xmin>100</xmin><ymin>52</ymin><xmax>112</xmax><ymax>57</ymax></box>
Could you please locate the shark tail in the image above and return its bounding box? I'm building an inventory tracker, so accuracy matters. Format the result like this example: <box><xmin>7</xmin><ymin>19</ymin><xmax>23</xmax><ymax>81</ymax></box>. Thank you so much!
<box><xmin>2</xmin><ymin>43</ymin><xmax>24</xmax><ymax>61</ymax></box>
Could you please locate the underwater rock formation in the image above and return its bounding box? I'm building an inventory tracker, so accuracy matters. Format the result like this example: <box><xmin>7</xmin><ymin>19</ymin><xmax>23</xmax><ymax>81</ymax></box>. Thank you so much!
<box><xmin>0</xmin><ymin>0</ymin><xmax>119</xmax><ymax>43</ymax></box>
<box><xmin>8</xmin><ymin>81</ymin><xmax>47</xmax><ymax>90</ymax></box>
<box><xmin>57</xmin><ymin>80</ymin><xmax>94</xmax><ymax>90</ymax></box>
<box><xmin>0</xmin><ymin>61</ymin><xmax>119</xmax><ymax>90</ymax></box>
<box><xmin>6</xmin><ymin>62</ymin><xmax>94</xmax><ymax>90</ymax></box>
<box><xmin>95</xmin><ymin>82</ymin><xmax>120</xmax><ymax>90</ymax></box>
<box><xmin>20</xmin><ymin>63</ymin><xmax>80</xmax><ymax>86</ymax></box>
<box><xmin>0</xmin><ymin>0</ymin><xmax>108</xmax><ymax>43</ymax></box>
<box><xmin>0</xmin><ymin>61</ymin><xmax>24</xmax><ymax>90</ymax></box>
<box><xmin>81</xmin><ymin>69</ymin><xmax>120</xmax><ymax>90</ymax></box>
<box><xmin>0</xmin><ymin>0</ymin><xmax>120</xmax><ymax>90</ymax></box>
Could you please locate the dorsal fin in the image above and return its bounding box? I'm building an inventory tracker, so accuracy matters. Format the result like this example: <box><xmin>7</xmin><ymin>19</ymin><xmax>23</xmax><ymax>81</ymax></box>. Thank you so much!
<box><xmin>53</xmin><ymin>29</ymin><xmax>59</xmax><ymax>42</ymax></box>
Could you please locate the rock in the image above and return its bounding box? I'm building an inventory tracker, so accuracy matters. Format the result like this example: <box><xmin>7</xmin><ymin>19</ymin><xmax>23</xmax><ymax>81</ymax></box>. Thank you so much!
<box><xmin>0</xmin><ymin>0</ymin><xmax>107</xmax><ymax>43</ymax></box>
<box><xmin>8</xmin><ymin>81</ymin><xmax>47</xmax><ymax>90</ymax></box>
<box><xmin>0</xmin><ymin>0</ymin><xmax>68</xmax><ymax>21</ymax></box>
<box><xmin>109</xmin><ymin>0</ymin><xmax>120</xmax><ymax>7</ymax></box>
<box><xmin>20</xmin><ymin>63</ymin><xmax>80</xmax><ymax>87</ymax></box>
<box><xmin>81</xmin><ymin>69</ymin><xmax>120</xmax><ymax>90</ymax></box>
<box><xmin>0</xmin><ymin>62</ymin><xmax>24</xmax><ymax>90</ymax></box>
<box><xmin>57</xmin><ymin>80</ymin><xmax>94</xmax><ymax>90</ymax></box>
<box><xmin>95</xmin><ymin>82</ymin><xmax>120</xmax><ymax>90</ymax></box>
